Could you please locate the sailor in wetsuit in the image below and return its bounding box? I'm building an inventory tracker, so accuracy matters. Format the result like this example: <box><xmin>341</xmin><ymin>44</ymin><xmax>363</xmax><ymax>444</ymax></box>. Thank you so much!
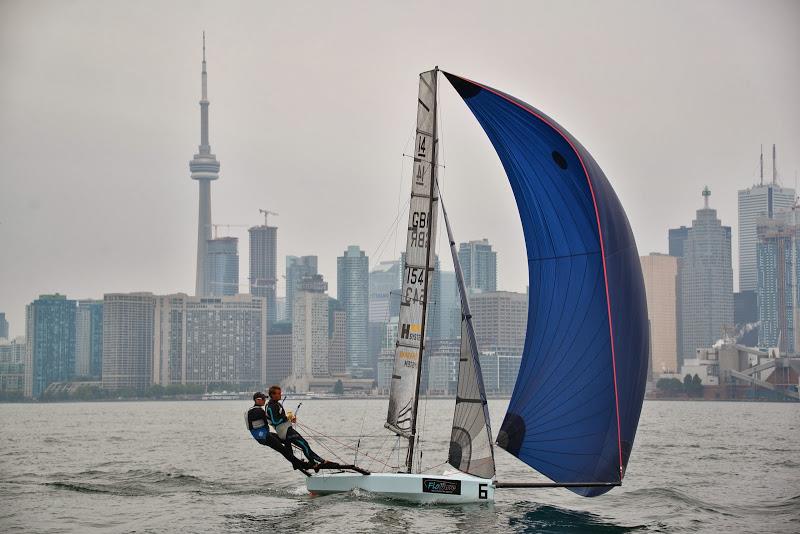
<box><xmin>245</xmin><ymin>392</ymin><xmax>310</xmax><ymax>470</ymax></box>
<box><xmin>266</xmin><ymin>386</ymin><xmax>326</xmax><ymax>466</ymax></box>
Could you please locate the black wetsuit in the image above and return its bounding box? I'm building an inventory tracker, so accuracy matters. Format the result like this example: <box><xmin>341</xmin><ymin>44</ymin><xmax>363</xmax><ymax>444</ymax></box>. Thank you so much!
<box><xmin>266</xmin><ymin>398</ymin><xmax>324</xmax><ymax>464</ymax></box>
<box><xmin>245</xmin><ymin>404</ymin><xmax>308</xmax><ymax>469</ymax></box>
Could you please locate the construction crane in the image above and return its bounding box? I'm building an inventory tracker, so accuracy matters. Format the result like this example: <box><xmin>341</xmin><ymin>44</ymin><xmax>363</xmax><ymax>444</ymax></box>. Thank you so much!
<box><xmin>259</xmin><ymin>209</ymin><xmax>279</xmax><ymax>226</ymax></box>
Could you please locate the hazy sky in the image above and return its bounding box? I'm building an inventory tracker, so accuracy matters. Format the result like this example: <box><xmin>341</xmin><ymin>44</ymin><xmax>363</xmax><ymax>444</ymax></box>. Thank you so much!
<box><xmin>1</xmin><ymin>1</ymin><xmax>798</xmax><ymax>337</ymax></box>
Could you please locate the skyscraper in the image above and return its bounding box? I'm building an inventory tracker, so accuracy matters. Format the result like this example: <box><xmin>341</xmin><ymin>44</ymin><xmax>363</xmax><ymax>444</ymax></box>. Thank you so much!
<box><xmin>337</xmin><ymin>245</ymin><xmax>369</xmax><ymax>373</ymax></box>
<box><xmin>0</xmin><ymin>313</ymin><xmax>8</xmax><ymax>339</ymax></box>
<box><xmin>328</xmin><ymin>298</ymin><xmax>347</xmax><ymax>376</ymax></box>
<box><xmin>249</xmin><ymin>224</ymin><xmax>277</xmax><ymax>324</ymax></box>
<box><xmin>756</xmin><ymin>217</ymin><xmax>795</xmax><ymax>353</ymax></box>
<box><xmin>668</xmin><ymin>226</ymin><xmax>689</xmax><ymax>258</ymax></box>
<box><xmin>438</xmin><ymin>270</ymin><xmax>461</xmax><ymax>340</ymax></box>
<box><xmin>267</xmin><ymin>321</ymin><xmax>292</xmax><ymax>386</ymax></box>
<box><xmin>102</xmin><ymin>293</ymin><xmax>155</xmax><ymax>391</ymax></box>
<box><xmin>678</xmin><ymin>188</ymin><xmax>733</xmax><ymax>362</ymax></box>
<box><xmin>290</xmin><ymin>274</ymin><xmax>330</xmax><ymax>390</ymax></box>
<box><xmin>206</xmin><ymin>237</ymin><xmax>239</xmax><ymax>296</ymax></box>
<box><xmin>75</xmin><ymin>299</ymin><xmax>103</xmax><ymax>378</ymax></box>
<box><xmin>738</xmin><ymin>147</ymin><xmax>795</xmax><ymax>292</ymax></box>
<box><xmin>286</xmin><ymin>255</ymin><xmax>318</xmax><ymax>323</ymax></box>
<box><xmin>153</xmin><ymin>293</ymin><xmax>187</xmax><ymax>386</ymax></box>
<box><xmin>24</xmin><ymin>294</ymin><xmax>76</xmax><ymax>398</ymax></box>
<box><xmin>640</xmin><ymin>253</ymin><xmax>678</xmax><ymax>376</ymax></box>
<box><xmin>368</xmin><ymin>260</ymin><xmax>401</xmax><ymax>323</ymax></box>
<box><xmin>189</xmin><ymin>34</ymin><xmax>221</xmax><ymax>297</ymax></box>
<box><xmin>458</xmin><ymin>239</ymin><xmax>497</xmax><ymax>293</ymax></box>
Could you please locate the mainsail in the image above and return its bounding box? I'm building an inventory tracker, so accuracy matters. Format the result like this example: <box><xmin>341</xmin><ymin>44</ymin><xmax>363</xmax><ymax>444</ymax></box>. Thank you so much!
<box><xmin>386</xmin><ymin>70</ymin><xmax>439</xmax><ymax>471</ymax></box>
<box><xmin>440</xmin><ymin>194</ymin><xmax>495</xmax><ymax>479</ymax></box>
<box><xmin>444</xmin><ymin>72</ymin><xmax>649</xmax><ymax>496</ymax></box>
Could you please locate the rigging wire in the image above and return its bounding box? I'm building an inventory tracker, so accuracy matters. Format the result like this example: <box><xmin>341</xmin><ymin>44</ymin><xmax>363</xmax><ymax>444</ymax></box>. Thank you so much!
<box><xmin>297</xmin><ymin>422</ymin><xmax>399</xmax><ymax>471</ymax></box>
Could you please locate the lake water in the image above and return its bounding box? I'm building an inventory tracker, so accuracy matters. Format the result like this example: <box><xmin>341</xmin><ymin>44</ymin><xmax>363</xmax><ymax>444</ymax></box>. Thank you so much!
<box><xmin>1</xmin><ymin>399</ymin><xmax>797</xmax><ymax>533</ymax></box>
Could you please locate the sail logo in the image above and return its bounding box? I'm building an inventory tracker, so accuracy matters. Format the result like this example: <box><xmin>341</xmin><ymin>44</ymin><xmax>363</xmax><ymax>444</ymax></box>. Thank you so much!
<box><xmin>398</xmin><ymin>350</ymin><xmax>417</xmax><ymax>361</ymax></box>
<box><xmin>400</xmin><ymin>323</ymin><xmax>421</xmax><ymax>341</ymax></box>
<box><xmin>422</xmin><ymin>478</ymin><xmax>461</xmax><ymax>495</ymax></box>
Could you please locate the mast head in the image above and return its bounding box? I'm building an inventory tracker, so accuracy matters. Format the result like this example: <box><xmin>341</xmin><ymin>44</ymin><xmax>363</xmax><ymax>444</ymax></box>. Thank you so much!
<box><xmin>702</xmin><ymin>185</ymin><xmax>711</xmax><ymax>209</ymax></box>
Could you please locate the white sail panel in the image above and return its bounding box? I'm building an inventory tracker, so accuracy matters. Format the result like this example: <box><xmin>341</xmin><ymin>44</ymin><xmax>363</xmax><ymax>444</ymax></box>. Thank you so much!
<box><xmin>386</xmin><ymin>70</ymin><xmax>439</xmax><ymax>438</ymax></box>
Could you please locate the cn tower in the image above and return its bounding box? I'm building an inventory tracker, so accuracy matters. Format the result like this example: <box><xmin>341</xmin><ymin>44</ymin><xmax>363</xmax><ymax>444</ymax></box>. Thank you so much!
<box><xmin>189</xmin><ymin>32</ymin><xmax>220</xmax><ymax>296</ymax></box>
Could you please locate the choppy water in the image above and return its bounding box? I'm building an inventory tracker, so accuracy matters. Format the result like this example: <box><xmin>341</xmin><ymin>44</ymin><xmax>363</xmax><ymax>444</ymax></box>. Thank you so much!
<box><xmin>1</xmin><ymin>399</ymin><xmax>797</xmax><ymax>533</ymax></box>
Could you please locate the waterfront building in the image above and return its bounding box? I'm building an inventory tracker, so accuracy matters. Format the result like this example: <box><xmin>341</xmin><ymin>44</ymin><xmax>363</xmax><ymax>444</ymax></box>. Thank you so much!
<box><xmin>337</xmin><ymin>246</ymin><xmax>369</xmax><ymax>373</ymax></box>
<box><xmin>206</xmin><ymin>237</ymin><xmax>239</xmax><ymax>296</ymax></box>
<box><xmin>368</xmin><ymin>260</ymin><xmax>401</xmax><ymax>323</ymax></box>
<box><xmin>0</xmin><ymin>336</ymin><xmax>26</xmax><ymax>364</ymax></box>
<box><xmin>249</xmin><ymin>224</ymin><xmax>278</xmax><ymax>324</ymax></box>
<box><xmin>738</xmin><ymin>153</ymin><xmax>795</xmax><ymax>292</ymax></box>
<box><xmin>480</xmin><ymin>351</ymin><xmax>523</xmax><ymax>395</ymax></box>
<box><xmin>470</xmin><ymin>291</ymin><xmax>528</xmax><ymax>358</ymax></box>
<box><xmin>0</xmin><ymin>336</ymin><xmax>26</xmax><ymax>395</ymax></box>
<box><xmin>328</xmin><ymin>298</ymin><xmax>347</xmax><ymax>376</ymax></box>
<box><xmin>640</xmin><ymin>253</ymin><xmax>678</xmax><ymax>376</ymax></box>
<box><xmin>267</xmin><ymin>322</ymin><xmax>292</xmax><ymax>386</ymax></box>
<box><xmin>756</xmin><ymin>218</ymin><xmax>795</xmax><ymax>353</ymax></box>
<box><xmin>290</xmin><ymin>274</ymin><xmax>330</xmax><ymax>390</ymax></box>
<box><xmin>24</xmin><ymin>294</ymin><xmax>76</xmax><ymax>398</ymax></box>
<box><xmin>1</xmin><ymin>336</ymin><xmax>26</xmax><ymax>395</ymax></box>
<box><xmin>183</xmin><ymin>295</ymin><xmax>266</xmax><ymax>388</ymax></box>
<box><xmin>152</xmin><ymin>293</ymin><xmax>188</xmax><ymax>386</ymax></box>
<box><xmin>285</xmin><ymin>256</ymin><xmax>318</xmax><ymax>323</ymax></box>
<box><xmin>425</xmin><ymin>338</ymin><xmax>460</xmax><ymax>395</ymax></box>
<box><xmin>469</xmin><ymin>290</ymin><xmax>527</xmax><ymax>394</ymax></box>
<box><xmin>75</xmin><ymin>299</ymin><xmax>103</xmax><ymax>378</ymax></box>
<box><xmin>189</xmin><ymin>35</ymin><xmax>221</xmax><ymax>297</ymax></box>
<box><xmin>0</xmin><ymin>312</ymin><xmax>8</xmax><ymax>339</ymax></box>
<box><xmin>458</xmin><ymin>239</ymin><xmax>497</xmax><ymax>293</ymax></box>
<box><xmin>102</xmin><ymin>293</ymin><xmax>154</xmax><ymax>391</ymax></box>
<box><xmin>678</xmin><ymin>188</ymin><xmax>734</xmax><ymax>363</ymax></box>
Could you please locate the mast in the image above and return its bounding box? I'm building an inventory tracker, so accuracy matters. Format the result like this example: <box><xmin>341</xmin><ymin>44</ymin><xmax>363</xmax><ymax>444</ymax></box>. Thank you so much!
<box><xmin>384</xmin><ymin>68</ymin><xmax>440</xmax><ymax>474</ymax></box>
<box><xmin>407</xmin><ymin>67</ymin><xmax>439</xmax><ymax>473</ymax></box>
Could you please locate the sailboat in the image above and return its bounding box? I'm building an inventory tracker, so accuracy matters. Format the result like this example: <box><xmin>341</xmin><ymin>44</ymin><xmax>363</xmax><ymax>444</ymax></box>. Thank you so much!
<box><xmin>305</xmin><ymin>68</ymin><xmax>649</xmax><ymax>503</ymax></box>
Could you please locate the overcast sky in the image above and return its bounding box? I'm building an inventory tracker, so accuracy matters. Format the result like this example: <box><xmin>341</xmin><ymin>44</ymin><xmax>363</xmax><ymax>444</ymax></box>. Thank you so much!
<box><xmin>1</xmin><ymin>0</ymin><xmax>798</xmax><ymax>337</ymax></box>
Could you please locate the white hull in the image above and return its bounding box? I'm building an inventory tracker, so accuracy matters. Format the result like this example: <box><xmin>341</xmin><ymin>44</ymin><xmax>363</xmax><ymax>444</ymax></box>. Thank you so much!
<box><xmin>306</xmin><ymin>471</ymin><xmax>494</xmax><ymax>504</ymax></box>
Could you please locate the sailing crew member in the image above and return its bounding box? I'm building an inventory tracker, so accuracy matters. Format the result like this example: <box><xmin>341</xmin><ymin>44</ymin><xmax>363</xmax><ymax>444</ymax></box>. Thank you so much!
<box><xmin>266</xmin><ymin>386</ymin><xmax>327</xmax><ymax>466</ymax></box>
<box><xmin>246</xmin><ymin>392</ymin><xmax>310</xmax><ymax>470</ymax></box>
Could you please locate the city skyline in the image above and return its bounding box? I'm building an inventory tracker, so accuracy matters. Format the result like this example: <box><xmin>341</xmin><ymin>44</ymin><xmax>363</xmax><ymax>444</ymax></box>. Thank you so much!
<box><xmin>2</xmin><ymin>1</ymin><xmax>799</xmax><ymax>336</ymax></box>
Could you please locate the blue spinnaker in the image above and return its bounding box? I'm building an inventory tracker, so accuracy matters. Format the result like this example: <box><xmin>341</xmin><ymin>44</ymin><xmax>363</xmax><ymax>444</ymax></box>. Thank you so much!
<box><xmin>444</xmin><ymin>72</ymin><xmax>649</xmax><ymax>497</ymax></box>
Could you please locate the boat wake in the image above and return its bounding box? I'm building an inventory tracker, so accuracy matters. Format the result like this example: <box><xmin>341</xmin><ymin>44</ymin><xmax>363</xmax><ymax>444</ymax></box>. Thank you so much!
<box><xmin>40</xmin><ymin>468</ymin><xmax>299</xmax><ymax>499</ymax></box>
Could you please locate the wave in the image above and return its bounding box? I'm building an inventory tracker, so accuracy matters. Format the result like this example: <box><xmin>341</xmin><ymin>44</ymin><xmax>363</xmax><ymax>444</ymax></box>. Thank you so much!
<box><xmin>507</xmin><ymin>503</ymin><xmax>643</xmax><ymax>533</ymax></box>
<box><xmin>623</xmin><ymin>487</ymin><xmax>736</xmax><ymax>517</ymax></box>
